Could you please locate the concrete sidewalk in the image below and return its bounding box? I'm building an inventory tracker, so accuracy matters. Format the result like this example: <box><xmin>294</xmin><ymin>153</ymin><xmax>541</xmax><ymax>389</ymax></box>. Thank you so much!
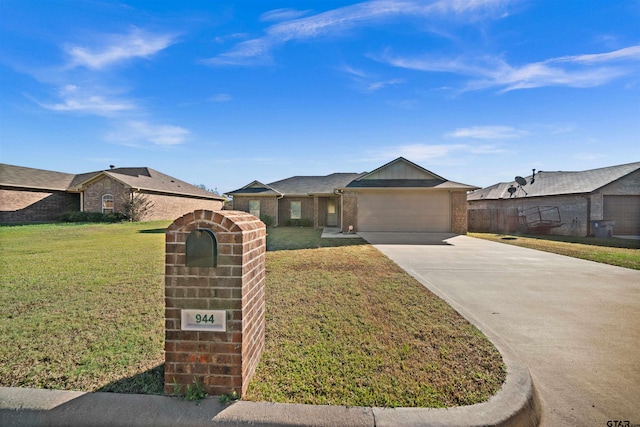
<box><xmin>360</xmin><ymin>232</ymin><xmax>640</xmax><ymax>427</ymax></box>
<box><xmin>0</xmin><ymin>365</ymin><xmax>539</xmax><ymax>427</ymax></box>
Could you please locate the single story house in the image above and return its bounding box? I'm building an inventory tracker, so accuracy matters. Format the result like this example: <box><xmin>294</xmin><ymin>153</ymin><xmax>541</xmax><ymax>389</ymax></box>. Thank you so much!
<box><xmin>467</xmin><ymin>162</ymin><xmax>640</xmax><ymax>237</ymax></box>
<box><xmin>0</xmin><ymin>164</ymin><xmax>225</xmax><ymax>223</ymax></box>
<box><xmin>227</xmin><ymin>157</ymin><xmax>479</xmax><ymax>234</ymax></box>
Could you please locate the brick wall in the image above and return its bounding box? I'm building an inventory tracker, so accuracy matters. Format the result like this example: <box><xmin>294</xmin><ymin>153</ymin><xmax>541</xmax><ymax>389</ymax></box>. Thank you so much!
<box><xmin>83</xmin><ymin>177</ymin><xmax>129</xmax><ymax>213</ymax></box>
<box><xmin>450</xmin><ymin>191</ymin><xmax>468</xmax><ymax>234</ymax></box>
<box><xmin>165</xmin><ymin>210</ymin><xmax>266</xmax><ymax>397</ymax></box>
<box><xmin>0</xmin><ymin>188</ymin><xmax>79</xmax><ymax>223</ymax></box>
<box><xmin>84</xmin><ymin>177</ymin><xmax>223</xmax><ymax>220</ymax></box>
<box><xmin>143</xmin><ymin>192</ymin><xmax>223</xmax><ymax>221</ymax></box>
<box><xmin>341</xmin><ymin>191</ymin><xmax>358</xmax><ymax>232</ymax></box>
<box><xmin>277</xmin><ymin>197</ymin><xmax>314</xmax><ymax>226</ymax></box>
<box><xmin>231</xmin><ymin>196</ymin><xmax>277</xmax><ymax>223</ymax></box>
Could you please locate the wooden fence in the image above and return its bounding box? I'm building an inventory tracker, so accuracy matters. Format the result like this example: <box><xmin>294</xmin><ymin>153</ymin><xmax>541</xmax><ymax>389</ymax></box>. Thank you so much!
<box><xmin>468</xmin><ymin>208</ymin><xmax>522</xmax><ymax>233</ymax></box>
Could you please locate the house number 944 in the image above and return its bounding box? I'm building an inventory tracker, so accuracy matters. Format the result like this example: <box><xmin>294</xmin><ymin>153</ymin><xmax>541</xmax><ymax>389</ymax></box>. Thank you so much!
<box><xmin>181</xmin><ymin>309</ymin><xmax>226</xmax><ymax>332</ymax></box>
<box><xmin>195</xmin><ymin>314</ymin><xmax>215</xmax><ymax>324</ymax></box>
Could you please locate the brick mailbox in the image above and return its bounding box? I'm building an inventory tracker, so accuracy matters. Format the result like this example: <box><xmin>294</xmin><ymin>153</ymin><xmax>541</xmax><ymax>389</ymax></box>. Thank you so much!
<box><xmin>164</xmin><ymin>210</ymin><xmax>266</xmax><ymax>396</ymax></box>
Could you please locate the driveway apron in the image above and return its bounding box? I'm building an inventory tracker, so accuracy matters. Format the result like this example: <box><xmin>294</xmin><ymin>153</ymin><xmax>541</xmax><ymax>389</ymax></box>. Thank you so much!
<box><xmin>359</xmin><ymin>232</ymin><xmax>640</xmax><ymax>427</ymax></box>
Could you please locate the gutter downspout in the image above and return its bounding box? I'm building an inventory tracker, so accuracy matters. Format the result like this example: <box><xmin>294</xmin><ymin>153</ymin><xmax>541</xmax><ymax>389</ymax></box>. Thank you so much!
<box><xmin>335</xmin><ymin>189</ymin><xmax>343</xmax><ymax>232</ymax></box>
<box><xmin>276</xmin><ymin>193</ymin><xmax>284</xmax><ymax>227</ymax></box>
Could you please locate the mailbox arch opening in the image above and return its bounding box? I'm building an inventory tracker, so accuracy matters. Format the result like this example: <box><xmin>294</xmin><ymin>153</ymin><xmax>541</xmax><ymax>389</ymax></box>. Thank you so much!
<box><xmin>186</xmin><ymin>229</ymin><xmax>217</xmax><ymax>268</ymax></box>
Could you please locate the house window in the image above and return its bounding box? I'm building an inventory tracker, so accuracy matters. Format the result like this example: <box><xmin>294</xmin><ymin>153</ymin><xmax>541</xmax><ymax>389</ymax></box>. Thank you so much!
<box><xmin>290</xmin><ymin>201</ymin><xmax>301</xmax><ymax>220</ymax></box>
<box><xmin>102</xmin><ymin>194</ymin><xmax>114</xmax><ymax>214</ymax></box>
<box><xmin>249</xmin><ymin>200</ymin><xmax>260</xmax><ymax>218</ymax></box>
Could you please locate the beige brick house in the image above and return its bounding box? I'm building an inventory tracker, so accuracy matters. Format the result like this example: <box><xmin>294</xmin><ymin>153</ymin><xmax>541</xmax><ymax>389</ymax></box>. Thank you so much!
<box><xmin>467</xmin><ymin>162</ymin><xmax>640</xmax><ymax>237</ymax></box>
<box><xmin>227</xmin><ymin>157</ymin><xmax>478</xmax><ymax>234</ymax></box>
<box><xmin>0</xmin><ymin>164</ymin><xmax>225</xmax><ymax>223</ymax></box>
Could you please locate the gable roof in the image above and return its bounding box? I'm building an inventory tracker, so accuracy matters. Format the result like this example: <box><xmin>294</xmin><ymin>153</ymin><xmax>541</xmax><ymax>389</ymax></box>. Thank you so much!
<box><xmin>0</xmin><ymin>164</ymin><xmax>80</xmax><ymax>191</ymax></box>
<box><xmin>270</xmin><ymin>173</ymin><xmax>365</xmax><ymax>195</ymax></box>
<box><xmin>226</xmin><ymin>173</ymin><xmax>364</xmax><ymax>196</ymax></box>
<box><xmin>77</xmin><ymin>167</ymin><xmax>224</xmax><ymax>200</ymax></box>
<box><xmin>468</xmin><ymin>162</ymin><xmax>640</xmax><ymax>201</ymax></box>
<box><xmin>0</xmin><ymin>164</ymin><xmax>224</xmax><ymax>201</ymax></box>
<box><xmin>226</xmin><ymin>180</ymin><xmax>283</xmax><ymax>196</ymax></box>
<box><xmin>226</xmin><ymin>157</ymin><xmax>479</xmax><ymax>196</ymax></box>
<box><xmin>345</xmin><ymin>157</ymin><xmax>479</xmax><ymax>190</ymax></box>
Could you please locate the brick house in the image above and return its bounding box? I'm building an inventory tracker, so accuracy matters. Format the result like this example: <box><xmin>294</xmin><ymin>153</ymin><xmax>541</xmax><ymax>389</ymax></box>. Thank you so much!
<box><xmin>0</xmin><ymin>164</ymin><xmax>225</xmax><ymax>223</ymax></box>
<box><xmin>227</xmin><ymin>157</ymin><xmax>478</xmax><ymax>234</ymax></box>
<box><xmin>467</xmin><ymin>162</ymin><xmax>640</xmax><ymax>237</ymax></box>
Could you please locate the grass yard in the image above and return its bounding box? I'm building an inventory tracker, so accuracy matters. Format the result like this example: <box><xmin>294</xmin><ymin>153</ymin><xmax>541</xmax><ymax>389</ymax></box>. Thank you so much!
<box><xmin>0</xmin><ymin>223</ymin><xmax>505</xmax><ymax>407</ymax></box>
<box><xmin>469</xmin><ymin>233</ymin><xmax>640</xmax><ymax>270</ymax></box>
<box><xmin>0</xmin><ymin>221</ymin><xmax>170</xmax><ymax>393</ymax></box>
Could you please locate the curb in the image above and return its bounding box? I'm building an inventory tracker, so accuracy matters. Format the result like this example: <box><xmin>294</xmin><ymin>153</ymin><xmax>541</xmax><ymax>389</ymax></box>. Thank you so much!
<box><xmin>0</xmin><ymin>355</ymin><xmax>539</xmax><ymax>427</ymax></box>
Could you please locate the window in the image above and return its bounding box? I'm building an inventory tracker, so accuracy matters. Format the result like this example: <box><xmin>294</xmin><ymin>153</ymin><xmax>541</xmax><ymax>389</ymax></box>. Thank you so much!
<box><xmin>290</xmin><ymin>201</ymin><xmax>301</xmax><ymax>220</ymax></box>
<box><xmin>102</xmin><ymin>194</ymin><xmax>114</xmax><ymax>214</ymax></box>
<box><xmin>249</xmin><ymin>200</ymin><xmax>260</xmax><ymax>218</ymax></box>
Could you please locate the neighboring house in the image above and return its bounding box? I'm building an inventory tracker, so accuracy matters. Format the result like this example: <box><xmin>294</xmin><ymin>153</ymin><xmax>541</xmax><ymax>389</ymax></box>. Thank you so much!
<box><xmin>0</xmin><ymin>164</ymin><xmax>225</xmax><ymax>223</ymax></box>
<box><xmin>467</xmin><ymin>162</ymin><xmax>640</xmax><ymax>237</ymax></box>
<box><xmin>227</xmin><ymin>157</ymin><xmax>479</xmax><ymax>234</ymax></box>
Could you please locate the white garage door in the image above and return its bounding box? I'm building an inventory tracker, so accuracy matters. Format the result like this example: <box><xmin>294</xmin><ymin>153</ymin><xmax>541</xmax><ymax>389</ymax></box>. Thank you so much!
<box><xmin>357</xmin><ymin>190</ymin><xmax>450</xmax><ymax>232</ymax></box>
<box><xmin>603</xmin><ymin>195</ymin><xmax>640</xmax><ymax>235</ymax></box>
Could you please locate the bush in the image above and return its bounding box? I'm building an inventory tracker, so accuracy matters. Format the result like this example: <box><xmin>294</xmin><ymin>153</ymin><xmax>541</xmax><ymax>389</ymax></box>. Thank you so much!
<box><xmin>260</xmin><ymin>215</ymin><xmax>274</xmax><ymax>227</ymax></box>
<box><xmin>122</xmin><ymin>193</ymin><xmax>154</xmax><ymax>222</ymax></box>
<box><xmin>58</xmin><ymin>211</ymin><xmax>126</xmax><ymax>223</ymax></box>
<box><xmin>284</xmin><ymin>218</ymin><xmax>312</xmax><ymax>227</ymax></box>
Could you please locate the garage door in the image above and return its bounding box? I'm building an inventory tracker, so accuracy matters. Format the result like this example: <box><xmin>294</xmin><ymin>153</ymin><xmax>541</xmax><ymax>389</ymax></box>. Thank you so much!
<box><xmin>603</xmin><ymin>195</ymin><xmax>640</xmax><ymax>235</ymax></box>
<box><xmin>357</xmin><ymin>190</ymin><xmax>450</xmax><ymax>232</ymax></box>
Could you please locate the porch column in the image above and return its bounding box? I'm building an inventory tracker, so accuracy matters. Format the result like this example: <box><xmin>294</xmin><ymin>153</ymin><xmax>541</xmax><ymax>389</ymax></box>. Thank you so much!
<box><xmin>313</xmin><ymin>196</ymin><xmax>319</xmax><ymax>228</ymax></box>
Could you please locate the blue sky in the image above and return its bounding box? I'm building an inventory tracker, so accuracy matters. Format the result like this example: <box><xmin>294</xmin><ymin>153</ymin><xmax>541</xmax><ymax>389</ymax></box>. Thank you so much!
<box><xmin>1</xmin><ymin>0</ymin><xmax>639</xmax><ymax>193</ymax></box>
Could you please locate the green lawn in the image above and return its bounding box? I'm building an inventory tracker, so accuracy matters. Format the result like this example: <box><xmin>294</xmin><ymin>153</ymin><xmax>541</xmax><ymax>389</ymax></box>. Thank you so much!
<box><xmin>0</xmin><ymin>223</ymin><xmax>506</xmax><ymax>407</ymax></box>
<box><xmin>469</xmin><ymin>232</ymin><xmax>640</xmax><ymax>270</ymax></box>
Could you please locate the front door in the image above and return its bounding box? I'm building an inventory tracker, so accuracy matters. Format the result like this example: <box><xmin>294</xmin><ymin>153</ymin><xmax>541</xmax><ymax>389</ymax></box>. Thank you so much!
<box><xmin>326</xmin><ymin>198</ymin><xmax>338</xmax><ymax>227</ymax></box>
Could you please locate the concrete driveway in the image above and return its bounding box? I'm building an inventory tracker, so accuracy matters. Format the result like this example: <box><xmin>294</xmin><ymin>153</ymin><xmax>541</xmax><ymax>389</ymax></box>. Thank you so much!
<box><xmin>358</xmin><ymin>232</ymin><xmax>640</xmax><ymax>427</ymax></box>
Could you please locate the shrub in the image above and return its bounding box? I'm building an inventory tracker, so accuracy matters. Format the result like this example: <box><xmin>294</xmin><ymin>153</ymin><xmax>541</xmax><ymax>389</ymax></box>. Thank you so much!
<box><xmin>260</xmin><ymin>215</ymin><xmax>274</xmax><ymax>227</ymax></box>
<box><xmin>122</xmin><ymin>193</ymin><xmax>154</xmax><ymax>222</ymax></box>
<box><xmin>58</xmin><ymin>211</ymin><xmax>126</xmax><ymax>223</ymax></box>
<box><xmin>284</xmin><ymin>218</ymin><xmax>312</xmax><ymax>227</ymax></box>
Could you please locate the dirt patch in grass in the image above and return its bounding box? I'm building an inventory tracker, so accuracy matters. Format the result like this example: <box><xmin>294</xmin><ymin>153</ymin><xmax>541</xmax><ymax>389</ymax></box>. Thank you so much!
<box><xmin>469</xmin><ymin>232</ymin><xmax>640</xmax><ymax>270</ymax></box>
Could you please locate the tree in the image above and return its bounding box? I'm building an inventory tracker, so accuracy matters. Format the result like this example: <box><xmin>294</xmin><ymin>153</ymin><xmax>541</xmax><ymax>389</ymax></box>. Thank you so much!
<box><xmin>122</xmin><ymin>192</ymin><xmax>154</xmax><ymax>222</ymax></box>
<box><xmin>194</xmin><ymin>184</ymin><xmax>220</xmax><ymax>195</ymax></box>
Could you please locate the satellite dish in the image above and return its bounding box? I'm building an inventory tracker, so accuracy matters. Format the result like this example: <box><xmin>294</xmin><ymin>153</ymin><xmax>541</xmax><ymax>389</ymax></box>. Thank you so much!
<box><xmin>515</xmin><ymin>176</ymin><xmax>527</xmax><ymax>186</ymax></box>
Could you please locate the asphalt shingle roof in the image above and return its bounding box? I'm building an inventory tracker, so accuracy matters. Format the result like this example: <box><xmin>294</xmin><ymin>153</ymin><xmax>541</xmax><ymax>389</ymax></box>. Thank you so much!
<box><xmin>0</xmin><ymin>164</ymin><xmax>78</xmax><ymax>191</ymax></box>
<box><xmin>268</xmin><ymin>173</ymin><xmax>365</xmax><ymax>195</ymax></box>
<box><xmin>468</xmin><ymin>162</ymin><xmax>640</xmax><ymax>200</ymax></box>
<box><xmin>0</xmin><ymin>164</ymin><xmax>224</xmax><ymax>200</ymax></box>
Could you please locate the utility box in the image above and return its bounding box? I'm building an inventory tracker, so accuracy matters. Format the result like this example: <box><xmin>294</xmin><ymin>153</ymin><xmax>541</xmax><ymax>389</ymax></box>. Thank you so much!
<box><xmin>164</xmin><ymin>210</ymin><xmax>266</xmax><ymax>397</ymax></box>
<box><xmin>591</xmin><ymin>220</ymin><xmax>615</xmax><ymax>238</ymax></box>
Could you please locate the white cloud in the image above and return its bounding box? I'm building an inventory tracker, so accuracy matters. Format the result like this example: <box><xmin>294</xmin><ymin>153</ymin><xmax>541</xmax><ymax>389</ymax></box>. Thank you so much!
<box><xmin>65</xmin><ymin>28</ymin><xmax>176</xmax><ymax>70</ymax></box>
<box><xmin>367</xmin><ymin>78</ymin><xmax>404</xmax><ymax>91</ymax></box>
<box><xmin>209</xmin><ymin>93</ymin><xmax>232</xmax><ymax>102</ymax></box>
<box><xmin>207</xmin><ymin>0</ymin><xmax>509</xmax><ymax>66</ymax></box>
<box><xmin>260</xmin><ymin>8</ymin><xmax>311</xmax><ymax>23</ymax></box>
<box><xmin>35</xmin><ymin>84</ymin><xmax>135</xmax><ymax>116</ymax></box>
<box><xmin>379</xmin><ymin>45</ymin><xmax>640</xmax><ymax>92</ymax></box>
<box><xmin>108</xmin><ymin>120</ymin><xmax>189</xmax><ymax>146</ymax></box>
<box><xmin>370</xmin><ymin>142</ymin><xmax>504</xmax><ymax>162</ymax></box>
<box><xmin>339</xmin><ymin>63</ymin><xmax>404</xmax><ymax>93</ymax></box>
<box><xmin>446</xmin><ymin>125</ymin><xmax>529</xmax><ymax>139</ymax></box>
